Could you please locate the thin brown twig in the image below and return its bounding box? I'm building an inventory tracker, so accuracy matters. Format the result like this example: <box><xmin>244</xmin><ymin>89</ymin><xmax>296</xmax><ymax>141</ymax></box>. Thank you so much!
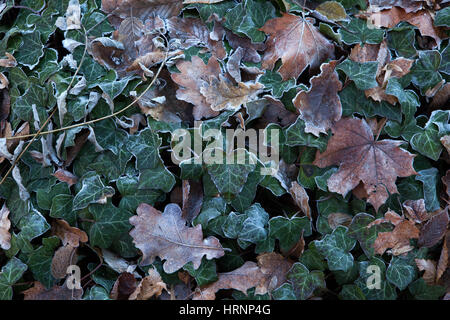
<box><xmin>0</xmin><ymin>27</ymin><xmax>89</xmax><ymax>185</ymax></box>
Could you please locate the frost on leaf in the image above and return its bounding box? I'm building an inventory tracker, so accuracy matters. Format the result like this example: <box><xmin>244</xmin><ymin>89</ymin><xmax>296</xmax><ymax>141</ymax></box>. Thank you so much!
<box><xmin>260</xmin><ymin>13</ymin><xmax>335</xmax><ymax>81</ymax></box>
<box><xmin>313</xmin><ymin>117</ymin><xmax>417</xmax><ymax>211</ymax></box>
<box><xmin>129</xmin><ymin>203</ymin><xmax>225</xmax><ymax>273</ymax></box>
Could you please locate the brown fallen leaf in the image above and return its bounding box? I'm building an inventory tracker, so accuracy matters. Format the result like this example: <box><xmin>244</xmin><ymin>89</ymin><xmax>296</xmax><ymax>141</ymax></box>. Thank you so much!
<box><xmin>359</xmin><ymin>7</ymin><xmax>445</xmax><ymax>47</ymax></box>
<box><xmin>129</xmin><ymin>268</ymin><xmax>167</xmax><ymax>300</ymax></box>
<box><xmin>225</xmin><ymin>31</ymin><xmax>265</xmax><ymax>63</ymax></box>
<box><xmin>402</xmin><ymin>199</ymin><xmax>430</xmax><ymax>223</ymax></box>
<box><xmin>0</xmin><ymin>204</ymin><xmax>11</xmax><ymax>250</ymax></box>
<box><xmin>443</xmin><ymin>170</ymin><xmax>450</xmax><ymax>200</ymax></box>
<box><xmin>171</xmin><ymin>55</ymin><xmax>221</xmax><ymax>119</ymax></box>
<box><xmin>283</xmin><ymin>232</ymin><xmax>305</xmax><ymax>259</ymax></box>
<box><xmin>289</xmin><ymin>181</ymin><xmax>312</xmax><ymax>220</ymax></box>
<box><xmin>181</xmin><ymin>180</ymin><xmax>203</xmax><ymax>224</ymax></box>
<box><xmin>51</xmin><ymin>245</ymin><xmax>77</xmax><ymax>279</ymax></box>
<box><xmin>367</xmin><ymin>0</ymin><xmax>424</xmax><ymax>13</ymax></box>
<box><xmin>199</xmin><ymin>74</ymin><xmax>263</xmax><ymax>112</ymax></box>
<box><xmin>293</xmin><ymin>60</ymin><xmax>342</xmax><ymax>136</ymax></box>
<box><xmin>313</xmin><ymin>117</ymin><xmax>417</xmax><ymax>211</ymax></box>
<box><xmin>418</xmin><ymin>207</ymin><xmax>449</xmax><ymax>248</ymax></box>
<box><xmin>129</xmin><ymin>203</ymin><xmax>225</xmax><ymax>273</ymax></box>
<box><xmin>415</xmin><ymin>259</ymin><xmax>437</xmax><ymax>285</ymax></box>
<box><xmin>53</xmin><ymin>168</ymin><xmax>78</xmax><ymax>187</ymax></box>
<box><xmin>0</xmin><ymin>73</ymin><xmax>8</xmax><ymax>89</ymax></box>
<box><xmin>193</xmin><ymin>253</ymin><xmax>292</xmax><ymax>300</ymax></box>
<box><xmin>441</xmin><ymin>135</ymin><xmax>450</xmax><ymax>155</ymax></box>
<box><xmin>260</xmin><ymin>12</ymin><xmax>335</xmax><ymax>80</ymax></box>
<box><xmin>431</xmin><ymin>83</ymin><xmax>450</xmax><ymax>109</ymax></box>
<box><xmin>23</xmin><ymin>281</ymin><xmax>83</xmax><ymax>300</ymax></box>
<box><xmin>437</xmin><ymin>231</ymin><xmax>449</xmax><ymax>282</ymax></box>
<box><xmin>110</xmin><ymin>272</ymin><xmax>137</xmax><ymax>300</ymax></box>
<box><xmin>166</xmin><ymin>17</ymin><xmax>226</xmax><ymax>59</ymax></box>
<box><xmin>101</xmin><ymin>0</ymin><xmax>183</xmax><ymax>26</ymax></box>
<box><xmin>372</xmin><ymin>210</ymin><xmax>420</xmax><ymax>255</ymax></box>
<box><xmin>0</xmin><ymin>52</ymin><xmax>17</xmax><ymax>68</ymax></box>
<box><xmin>52</xmin><ymin>219</ymin><xmax>88</xmax><ymax>248</ymax></box>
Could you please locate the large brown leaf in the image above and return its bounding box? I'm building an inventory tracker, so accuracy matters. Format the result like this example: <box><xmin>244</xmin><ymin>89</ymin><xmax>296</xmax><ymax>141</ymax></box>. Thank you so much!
<box><xmin>193</xmin><ymin>253</ymin><xmax>292</xmax><ymax>300</ymax></box>
<box><xmin>129</xmin><ymin>203</ymin><xmax>225</xmax><ymax>273</ymax></box>
<box><xmin>313</xmin><ymin>117</ymin><xmax>417</xmax><ymax>211</ymax></box>
<box><xmin>292</xmin><ymin>60</ymin><xmax>342</xmax><ymax>136</ymax></box>
<box><xmin>260</xmin><ymin>13</ymin><xmax>335</xmax><ymax>81</ymax></box>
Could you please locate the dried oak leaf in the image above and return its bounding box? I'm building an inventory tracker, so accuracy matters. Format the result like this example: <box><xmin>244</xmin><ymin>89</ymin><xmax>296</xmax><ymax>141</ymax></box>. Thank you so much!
<box><xmin>359</xmin><ymin>7</ymin><xmax>445</xmax><ymax>47</ymax></box>
<box><xmin>289</xmin><ymin>181</ymin><xmax>312</xmax><ymax>220</ymax></box>
<box><xmin>418</xmin><ymin>207</ymin><xmax>449</xmax><ymax>248</ymax></box>
<box><xmin>129</xmin><ymin>268</ymin><xmax>167</xmax><ymax>300</ymax></box>
<box><xmin>0</xmin><ymin>204</ymin><xmax>11</xmax><ymax>250</ymax></box>
<box><xmin>171</xmin><ymin>55</ymin><xmax>221</xmax><ymax>119</ymax></box>
<box><xmin>23</xmin><ymin>281</ymin><xmax>83</xmax><ymax>300</ymax></box>
<box><xmin>313</xmin><ymin>117</ymin><xmax>417</xmax><ymax>212</ymax></box>
<box><xmin>292</xmin><ymin>60</ymin><xmax>342</xmax><ymax>136</ymax></box>
<box><xmin>371</xmin><ymin>210</ymin><xmax>420</xmax><ymax>255</ymax></box>
<box><xmin>167</xmin><ymin>17</ymin><xmax>226</xmax><ymax>59</ymax></box>
<box><xmin>129</xmin><ymin>203</ymin><xmax>225</xmax><ymax>273</ymax></box>
<box><xmin>53</xmin><ymin>169</ymin><xmax>78</xmax><ymax>187</ymax></box>
<box><xmin>193</xmin><ymin>253</ymin><xmax>292</xmax><ymax>300</ymax></box>
<box><xmin>260</xmin><ymin>12</ymin><xmax>335</xmax><ymax>81</ymax></box>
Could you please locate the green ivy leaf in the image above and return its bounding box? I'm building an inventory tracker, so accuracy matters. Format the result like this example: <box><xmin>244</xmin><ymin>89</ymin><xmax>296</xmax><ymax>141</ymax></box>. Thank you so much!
<box><xmin>337</xmin><ymin>59</ymin><xmax>378</xmax><ymax>90</ymax></box>
<box><xmin>286</xmin><ymin>262</ymin><xmax>326</xmax><ymax>300</ymax></box>
<box><xmin>434</xmin><ymin>7</ymin><xmax>450</xmax><ymax>27</ymax></box>
<box><xmin>314</xmin><ymin>226</ymin><xmax>356</xmax><ymax>272</ymax></box>
<box><xmin>0</xmin><ymin>257</ymin><xmax>28</xmax><ymax>300</ymax></box>
<box><xmin>26</xmin><ymin>236</ymin><xmax>60</xmax><ymax>289</ymax></box>
<box><xmin>73</xmin><ymin>172</ymin><xmax>115</xmax><ymax>210</ymax></box>
<box><xmin>269</xmin><ymin>216</ymin><xmax>312</xmax><ymax>252</ymax></box>
<box><xmin>339</xmin><ymin>18</ymin><xmax>384</xmax><ymax>45</ymax></box>
<box><xmin>386</xmin><ymin>256</ymin><xmax>417</xmax><ymax>291</ymax></box>
<box><xmin>15</xmin><ymin>31</ymin><xmax>44</xmax><ymax>69</ymax></box>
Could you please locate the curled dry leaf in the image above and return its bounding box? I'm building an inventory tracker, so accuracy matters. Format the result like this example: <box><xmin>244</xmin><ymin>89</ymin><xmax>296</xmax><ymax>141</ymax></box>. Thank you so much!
<box><xmin>129</xmin><ymin>203</ymin><xmax>225</xmax><ymax>273</ymax></box>
<box><xmin>181</xmin><ymin>180</ymin><xmax>203</xmax><ymax>224</ymax></box>
<box><xmin>0</xmin><ymin>52</ymin><xmax>17</xmax><ymax>68</ymax></box>
<box><xmin>327</xmin><ymin>212</ymin><xmax>353</xmax><ymax>230</ymax></box>
<box><xmin>199</xmin><ymin>74</ymin><xmax>263</xmax><ymax>112</ymax></box>
<box><xmin>289</xmin><ymin>181</ymin><xmax>312</xmax><ymax>220</ymax></box>
<box><xmin>368</xmin><ymin>0</ymin><xmax>424</xmax><ymax>13</ymax></box>
<box><xmin>358</xmin><ymin>7</ymin><xmax>444</xmax><ymax>47</ymax></box>
<box><xmin>313</xmin><ymin>117</ymin><xmax>417</xmax><ymax>211</ymax></box>
<box><xmin>171</xmin><ymin>56</ymin><xmax>221</xmax><ymax>119</ymax></box>
<box><xmin>418</xmin><ymin>207</ymin><xmax>449</xmax><ymax>248</ymax></box>
<box><xmin>415</xmin><ymin>258</ymin><xmax>437</xmax><ymax>285</ymax></box>
<box><xmin>372</xmin><ymin>210</ymin><xmax>420</xmax><ymax>255</ymax></box>
<box><xmin>0</xmin><ymin>204</ymin><xmax>11</xmax><ymax>250</ymax></box>
<box><xmin>402</xmin><ymin>199</ymin><xmax>430</xmax><ymax>223</ymax></box>
<box><xmin>293</xmin><ymin>60</ymin><xmax>342</xmax><ymax>136</ymax></box>
<box><xmin>442</xmin><ymin>170</ymin><xmax>450</xmax><ymax>200</ymax></box>
<box><xmin>52</xmin><ymin>219</ymin><xmax>88</xmax><ymax>247</ymax></box>
<box><xmin>441</xmin><ymin>135</ymin><xmax>450</xmax><ymax>155</ymax></box>
<box><xmin>437</xmin><ymin>231</ymin><xmax>449</xmax><ymax>282</ymax></box>
<box><xmin>0</xmin><ymin>73</ymin><xmax>8</xmax><ymax>89</ymax></box>
<box><xmin>260</xmin><ymin>13</ymin><xmax>335</xmax><ymax>81</ymax></box>
<box><xmin>129</xmin><ymin>268</ymin><xmax>167</xmax><ymax>300</ymax></box>
<box><xmin>193</xmin><ymin>253</ymin><xmax>292</xmax><ymax>300</ymax></box>
<box><xmin>23</xmin><ymin>281</ymin><xmax>83</xmax><ymax>300</ymax></box>
<box><xmin>110</xmin><ymin>272</ymin><xmax>137</xmax><ymax>300</ymax></box>
<box><xmin>226</xmin><ymin>31</ymin><xmax>265</xmax><ymax>63</ymax></box>
<box><xmin>52</xmin><ymin>169</ymin><xmax>78</xmax><ymax>187</ymax></box>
